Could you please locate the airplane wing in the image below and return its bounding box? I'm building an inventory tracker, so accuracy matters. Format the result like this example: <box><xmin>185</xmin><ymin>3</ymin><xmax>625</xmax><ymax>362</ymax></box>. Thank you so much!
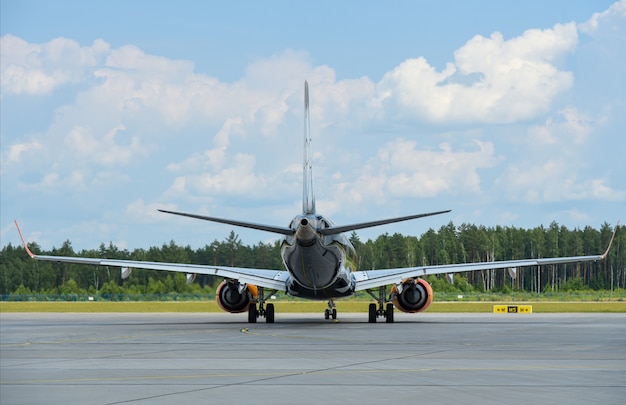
<box><xmin>353</xmin><ymin>223</ymin><xmax>618</xmax><ymax>291</ymax></box>
<box><xmin>15</xmin><ymin>221</ymin><xmax>289</xmax><ymax>291</ymax></box>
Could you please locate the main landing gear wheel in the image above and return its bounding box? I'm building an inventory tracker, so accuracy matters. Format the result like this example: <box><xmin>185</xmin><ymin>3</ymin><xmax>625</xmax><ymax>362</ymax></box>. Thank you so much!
<box><xmin>248</xmin><ymin>303</ymin><xmax>275</xmax><ymax>323</ymax></box>
<box><xmin>368</xmin><ymin>303</ymin><xmax>377</xmax><ymax>323</ymax></box>
<box><xmin>248</xmin><ymin>287</ymin><xmax>278</xmax><ymax>324</ymax></box>
<box><xmin>265</xmin><ymin>303</ymin><xmax>275</xmax><ymax>324</ymax></box>
<box><xmin>385</xmin><ymin>303</ymin><xmax>395</xmax><ymax>323</ymax></box>
<box><xmin>366</xmin><ymin>286</ymin><xmax>395</xmax><ymax>323</ymax></box>
<box><xmin>248</xmin><ymin>305</ymin><xmax>257</xmax><ymax>323</ymax></box>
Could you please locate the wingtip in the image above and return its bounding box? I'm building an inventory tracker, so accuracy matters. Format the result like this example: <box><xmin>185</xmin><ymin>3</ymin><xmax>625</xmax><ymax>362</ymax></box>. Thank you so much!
<box><xmin>14</xmin><ymin>220</ymin><xmax>35</xmax><ymax>258</ymax></box>
<box><xmin>600</xmin><ymin>220</ymin><xmax>620</xmax><ymax>260</ymax></box>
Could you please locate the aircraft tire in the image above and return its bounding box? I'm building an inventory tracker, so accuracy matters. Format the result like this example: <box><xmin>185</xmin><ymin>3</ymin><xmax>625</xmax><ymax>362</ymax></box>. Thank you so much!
<box><xmin>368</xmin><ymin>303</ymin><xmax>377</xmax><ymax>323</ymax></box>
<box><xmin>324</xmin><ymin>309</ymin><xmax>330</xmax><ymax>319</ymax></box>
<box><xmin>332</xmin><ymin>308</ymin><xmax>337</xmax><ymax>320</ymax></box>
<box><xmin>385</xmin><ymin>303</ymin><xmax>394</xmax><ymax>323</ymax></box>
<box><xmin>266</xmin><ymin>303</ymin><xmax>275</xmax><ymax>323</ymax></box>
<box><xmin>248</xmin><ymin>305</ymin><xmax>257</xmax><ymax>323</ymax></box>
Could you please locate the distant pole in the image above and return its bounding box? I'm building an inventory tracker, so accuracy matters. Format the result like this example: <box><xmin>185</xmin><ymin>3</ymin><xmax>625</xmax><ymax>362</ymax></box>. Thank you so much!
<box><xmin>611</xmin><ymin>264</ymin><xmax>614</xmax><ymax>299</ymax></box>
<box><xmin>537</xmin><ymin>266</ymin><xmax>541</xmax><ymax>295</ymax></box>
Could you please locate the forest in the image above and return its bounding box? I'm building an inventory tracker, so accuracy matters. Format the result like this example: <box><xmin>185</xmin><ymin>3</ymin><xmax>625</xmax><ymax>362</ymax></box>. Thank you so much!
<box><xmin>1</xmin><ymin>221</ymin><xmax>624</xmax><ymax>300</ymax></box>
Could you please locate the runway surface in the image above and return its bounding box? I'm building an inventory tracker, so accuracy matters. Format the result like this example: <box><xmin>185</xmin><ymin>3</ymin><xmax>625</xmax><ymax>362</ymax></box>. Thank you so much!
<box><xmin>1</xmin><ymin>312</ymin><xmax>625</xmax><ymax>405</ymax></box>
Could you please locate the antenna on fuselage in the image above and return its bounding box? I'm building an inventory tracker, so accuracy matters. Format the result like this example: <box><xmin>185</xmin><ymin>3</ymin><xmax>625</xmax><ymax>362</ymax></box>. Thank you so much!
<box><xmin>303</xmin><ymin>80</ymin><xmax>316</xmax><ymax>215</ymax></box>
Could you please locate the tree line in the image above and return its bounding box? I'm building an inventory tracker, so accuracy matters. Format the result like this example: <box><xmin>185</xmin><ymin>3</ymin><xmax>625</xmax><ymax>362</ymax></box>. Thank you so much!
<box><xmin>1</xmin><ymin>222</ymin><xmax>624</xmax><ymax>298</ymax></box>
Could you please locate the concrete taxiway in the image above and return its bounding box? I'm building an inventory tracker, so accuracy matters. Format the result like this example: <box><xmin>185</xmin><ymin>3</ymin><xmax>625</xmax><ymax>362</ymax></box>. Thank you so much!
<box><xmin>1</xmin><ymin>312</ymin><xmax>625</xmax><ymax>405</ymax></box>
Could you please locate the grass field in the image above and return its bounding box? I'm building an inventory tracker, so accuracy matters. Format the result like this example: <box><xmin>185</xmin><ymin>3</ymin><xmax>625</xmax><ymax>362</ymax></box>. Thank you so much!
<box><xmin>1</xmin><ymin>301</ymin><xmax>625</xmax><ymax>313</ymax></box>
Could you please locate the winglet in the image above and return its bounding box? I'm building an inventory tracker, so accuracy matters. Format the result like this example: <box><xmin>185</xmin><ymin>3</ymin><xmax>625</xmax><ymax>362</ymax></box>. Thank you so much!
<box><xmin>14</xmin><ymin>220</ymin><xmax>35</xmax><ymax>258</ymax></box>
<box><xmin>600</xmin><ymin>221</ymin><xmax>620</xmax><ymax>260</ymax></box>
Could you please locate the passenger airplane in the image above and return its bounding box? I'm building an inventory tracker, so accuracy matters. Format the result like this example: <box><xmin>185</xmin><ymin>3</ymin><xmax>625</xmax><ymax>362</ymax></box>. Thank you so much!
<box><xmin>16</xmin><ymin>81</ymin><xmax>617</xmax><ymax>323</ymax></box>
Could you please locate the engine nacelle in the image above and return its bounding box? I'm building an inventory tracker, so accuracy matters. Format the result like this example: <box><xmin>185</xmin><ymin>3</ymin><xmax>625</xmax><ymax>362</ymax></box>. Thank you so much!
<box><xmin>216</xmin><ymin>280</ymin><xmax>259</xmax><ymax>313</ymax></box>
<box><xmin>392</xmin><ymin>278</ymin><xmax>433</xmax><ymax>313</ymax></box>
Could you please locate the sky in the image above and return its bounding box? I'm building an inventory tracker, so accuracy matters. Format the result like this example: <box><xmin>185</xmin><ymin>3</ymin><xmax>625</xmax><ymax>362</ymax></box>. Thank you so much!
<box><xmin>1</xmin><ymin>0</ymin><xmax>625</xmax><ymax>252</ymax></box>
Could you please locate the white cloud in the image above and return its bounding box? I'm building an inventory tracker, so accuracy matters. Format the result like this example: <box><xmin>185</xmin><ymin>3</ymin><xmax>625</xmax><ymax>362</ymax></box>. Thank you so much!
<box><xmin>64</xmin><ymin>124</ymin><xmax>149</xmax><ymax>167</ymax></box>
<box><xmin>179</xmin><ymin>153</ymin><xmax>267</xmax><ymax>197</ymax></box>
<box><xmin>528</xmin><ymin>108</ymin><xmax>593</xmax><ymax>146</ymax></box>
<box><xmin>105</xmin><ymin>44</ymin><xmax>194</xmax><ymax>78</ymax></box>
<box><xmin>2</xmin><ymin>139</ymin><xmax>42</xmax><ymax>166</ymax></box>
<box><xmin>497</xmin><ymin>161</ymin><xmax>626</xmax><ymax>203</ymax></box>
<box><xmin>377</xmin><ymin>23</ymin><xmax>577</xmax><ymax>124</ymax></box>
<box><xmin>335</xmin><ymin>140</ymin><xmax>499</xmax><ymax>207</ymax></box>
<box><xmin>163</xmin><ymin>115</ymin><xmax>261</xmax><ymax>202</ymax></box>
<box><xmin>0</xmin><ymin>35</ymin><xmax>109</xmax><ymax>95</ymax></box>
<box><xmin>126</xmin><ymin>199</ymin><xmax>176</xmax><ymax>223</ymax></box>
<box><xmin>20</xmin><ymin>169</ymin><xmax>89</xmax><ymax>192</ymax></box>
<box><xmin>579</xmin><ymin>0</ymin><xmax>626</xmax><ymax>33</ymax></box>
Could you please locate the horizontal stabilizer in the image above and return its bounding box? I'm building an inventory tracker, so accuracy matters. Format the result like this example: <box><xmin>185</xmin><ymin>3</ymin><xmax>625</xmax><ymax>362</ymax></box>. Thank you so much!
<box><xmin>320</xmin><ymin>210</ymin><xmax>451</xmax><ymax>236</ymax></box>
<box><xmin>158</xmin><ymin>209</ymin><xmax>294</xmax><ymax>236</ymax></box>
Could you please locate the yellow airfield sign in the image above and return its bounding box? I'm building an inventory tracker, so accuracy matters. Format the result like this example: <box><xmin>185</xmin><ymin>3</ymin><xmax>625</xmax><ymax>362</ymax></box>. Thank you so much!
<box><xmin>493</xmin><ymin>305</ymin><xmax>533</xmax><ymax>314</ymax></box>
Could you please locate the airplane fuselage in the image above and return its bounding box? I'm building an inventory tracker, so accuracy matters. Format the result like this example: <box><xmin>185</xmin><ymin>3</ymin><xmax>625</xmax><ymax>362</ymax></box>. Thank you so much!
<box><xmin>281</xmin><ymin>214</ymin><xmax>357</xmax><ymax>299</ymax></box>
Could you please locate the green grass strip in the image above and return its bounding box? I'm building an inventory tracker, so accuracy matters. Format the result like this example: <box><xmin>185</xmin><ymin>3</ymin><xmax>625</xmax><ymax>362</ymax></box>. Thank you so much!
<box><xmin>2</xmin><ymin>301</ymin><xmax>625</xmax><ymax>313</ymax></box>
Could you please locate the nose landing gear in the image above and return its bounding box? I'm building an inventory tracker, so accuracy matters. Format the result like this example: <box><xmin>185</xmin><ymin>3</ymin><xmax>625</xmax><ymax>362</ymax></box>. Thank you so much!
<box><xmin>324</xmin><ymin>299</ymin><xmax>337</xmax><ymax>320</ymax></box>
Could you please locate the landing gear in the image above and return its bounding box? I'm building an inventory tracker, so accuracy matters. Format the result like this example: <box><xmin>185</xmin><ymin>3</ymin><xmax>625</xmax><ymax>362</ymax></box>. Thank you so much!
<box><xmin>385</xmin><ymin>302</ymin><xmax>394</xmax><ymax>323</ymax></box>
<box><xmin>266</xmin><ymin>303</ymin><xmax>275</xmax><ymax>323</ymax></box>
<box><xmin>324</xmin><ymin>299</ymin><xmax>337</xmax><ymax>320</ymax></box>
<box><xmin>368</xmin><ymin>303</ymin><xmax>376</xmax><ymax>323</ymax></box>
<box><xmin>248</xmin><ymin>287</ymin><xmax>278</xmax><ymax>324</ymax></box>
<box><xmin>366</xmin><ymin>286</ymin><xmax>395</xmax><ymax>323</ymax></box>
<box><xmin>248</xmin><ymin>304</ymin><xmax>257</xmax><ymax>323</ymax></box>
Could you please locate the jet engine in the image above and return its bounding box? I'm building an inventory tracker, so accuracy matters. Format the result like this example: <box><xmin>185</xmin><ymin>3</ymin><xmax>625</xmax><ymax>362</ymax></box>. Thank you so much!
<box><xmin>392</xmin><ymin>278</ymin><xmax>433</xmax><ymax>313</ymax></box>
<box><xmin>216</xmin><ymin>280</ymin><xmax>258</xmax><ymax>313</ymax></box>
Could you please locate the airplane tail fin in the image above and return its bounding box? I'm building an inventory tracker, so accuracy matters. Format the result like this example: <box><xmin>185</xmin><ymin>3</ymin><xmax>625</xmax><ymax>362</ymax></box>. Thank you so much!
<box><xmin>303</xmin><ymin>80</ymin><xmax>316</xmax><ymax>215</ymax></box>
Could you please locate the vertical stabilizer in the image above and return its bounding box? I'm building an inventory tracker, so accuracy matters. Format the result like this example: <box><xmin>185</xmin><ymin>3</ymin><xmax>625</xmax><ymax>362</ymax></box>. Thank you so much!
<box><xmin>303</xmin><ymin>81</ymin><xmax>316</xmax><ymax>215</ymax></box>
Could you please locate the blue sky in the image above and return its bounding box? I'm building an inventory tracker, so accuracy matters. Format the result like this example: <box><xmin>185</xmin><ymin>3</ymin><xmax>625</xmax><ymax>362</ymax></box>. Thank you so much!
<box><xmin>1</xmin><ymin>0</ymin><xmax>625</xmax><ymax>251</ymax></box>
